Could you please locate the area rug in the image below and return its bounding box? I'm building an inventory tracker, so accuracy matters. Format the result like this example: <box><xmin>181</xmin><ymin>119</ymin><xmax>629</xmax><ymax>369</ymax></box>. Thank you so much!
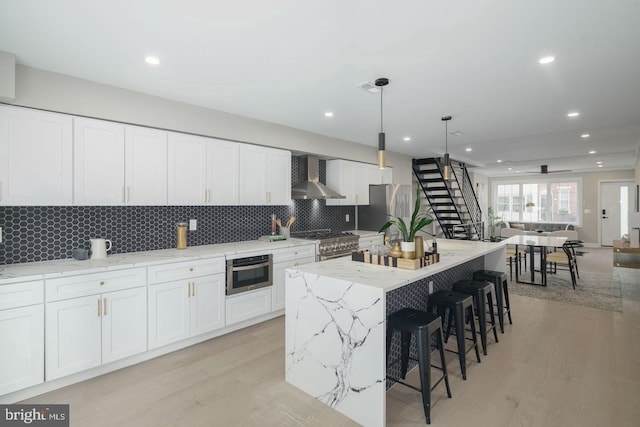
<box><xmin>509</xmin><ymin>271</ymin><xmax>623</xmax><ymax>312</ymax></box>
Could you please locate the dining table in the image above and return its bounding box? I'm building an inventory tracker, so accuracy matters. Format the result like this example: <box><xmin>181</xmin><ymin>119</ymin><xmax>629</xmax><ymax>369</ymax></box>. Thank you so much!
<box><xmin>504</xmin><ymin>235</ymin><xmax>567</xmax><ymax>286</ymax></box>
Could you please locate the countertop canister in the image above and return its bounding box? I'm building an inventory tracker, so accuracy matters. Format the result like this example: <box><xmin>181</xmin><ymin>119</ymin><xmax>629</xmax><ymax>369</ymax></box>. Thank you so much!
<box><xmin>176</xmin><ymin>222</ymin><xmax>188</xmax><ymax>249</ymax></box>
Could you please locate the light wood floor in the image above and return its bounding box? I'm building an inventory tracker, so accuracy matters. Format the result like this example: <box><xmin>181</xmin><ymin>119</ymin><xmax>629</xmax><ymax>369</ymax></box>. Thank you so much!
<box><xmin>24</xmin><ymin>252</ymin><xmax>640</xmax><ymax>427</ymax></box>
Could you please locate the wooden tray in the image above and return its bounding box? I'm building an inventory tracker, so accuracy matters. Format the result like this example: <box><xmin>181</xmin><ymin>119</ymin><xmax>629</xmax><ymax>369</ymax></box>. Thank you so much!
<box><xmin>351</xmin><ymin>250</ymin><xmax>440</xmax><ymax>270</ymax></box>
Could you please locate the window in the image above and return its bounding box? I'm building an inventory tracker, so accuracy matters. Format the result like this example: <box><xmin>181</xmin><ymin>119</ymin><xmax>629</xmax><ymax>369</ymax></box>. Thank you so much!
<box><xmin>493</xmin><ymin>178</ymin><xmax>582</xmax><ymax>225</ymax></box>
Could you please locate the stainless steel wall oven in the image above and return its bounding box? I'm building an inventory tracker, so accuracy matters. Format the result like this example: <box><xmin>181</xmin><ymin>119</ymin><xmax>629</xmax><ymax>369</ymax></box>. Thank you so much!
<box><xmin>226</xmin><ymin>254</ymin><xmax>273</xmax><ymax>295</ymax></box>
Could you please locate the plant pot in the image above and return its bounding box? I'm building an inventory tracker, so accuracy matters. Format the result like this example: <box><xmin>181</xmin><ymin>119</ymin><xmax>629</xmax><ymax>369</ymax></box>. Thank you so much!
<box><xmin>400</xmin><ymin>241</ymin><xmax>416</xmax><ymax>259</ymax></box>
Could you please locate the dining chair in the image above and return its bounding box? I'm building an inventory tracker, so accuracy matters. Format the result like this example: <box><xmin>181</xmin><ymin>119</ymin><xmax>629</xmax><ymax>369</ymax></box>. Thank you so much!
<box><xmin>548</xmin><ymin>230</ymin><xmax>581</xmax><ymax>278</ymax></box>
<box><xmin>500</xmin><ymin>228</ymin><xmax>527</xmax><ymax>278</ymax></box>
<box><xmin>546</xmin><ymin>242</ymin><xmax>578</xmax><ymax>289</ymax></box>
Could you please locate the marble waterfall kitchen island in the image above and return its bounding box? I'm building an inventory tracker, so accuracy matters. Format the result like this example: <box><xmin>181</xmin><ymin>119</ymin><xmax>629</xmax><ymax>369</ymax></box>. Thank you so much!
<box><xmin>285</xmin><ymin>239</ymin><xmax>506</xmax><ymax>426</ymax></box>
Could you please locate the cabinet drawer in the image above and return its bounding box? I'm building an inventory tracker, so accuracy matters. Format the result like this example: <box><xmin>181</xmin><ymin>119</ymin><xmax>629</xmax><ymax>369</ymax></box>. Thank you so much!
<box><xmin>0</xmin><ymin>280</ymin><xmax>44</xmax><ymax>310</ymax></box>
<box><xmin>46</xmin><ymin>268</ymin><xmax>146</xmax><ymax>302</ymax></box>
<box><xmin>226</xmin><ymin>288</ymin><xmax>272</xmax><ymax>326</ymax></box>
<box><xmin>147</xmin><ymin>257</ymin><xmax>226</xmax><ymax>284</ymax></box>
<box><xmin>272</xmin><ymin>245</ymin><xmax>316</xmax><ymax>263</ymax></box>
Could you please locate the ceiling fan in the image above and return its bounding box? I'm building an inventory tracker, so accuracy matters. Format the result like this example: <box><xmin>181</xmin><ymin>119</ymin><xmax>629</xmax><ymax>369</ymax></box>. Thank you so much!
<box><xmin>526</xmin><ymin>164</ymin><xmax>572</xmax><ymax>174</ymax></box>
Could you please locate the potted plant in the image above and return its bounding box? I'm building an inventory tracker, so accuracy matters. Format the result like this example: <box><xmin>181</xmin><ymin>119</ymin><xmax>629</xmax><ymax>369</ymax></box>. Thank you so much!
<box><xmin>379</xmin><ymin>187</ymin><xmax>433</xmax><ymax>257</ymax></box>
<box><xmin>487</xmin><ymin>207</ymin><xmax>503</xmax><ymax>242</ymax></box>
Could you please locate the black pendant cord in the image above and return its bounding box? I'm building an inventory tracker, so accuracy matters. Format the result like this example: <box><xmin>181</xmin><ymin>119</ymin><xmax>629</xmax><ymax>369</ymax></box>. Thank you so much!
<box><xmin>380</xmin><ymin>86</ymin><xmax>384</xmax><ymax>133</ymax></box>
<box><xmin>445</xmin><ymin>118</ymin><xmax>448</xmax><ymax>155</ymax></box>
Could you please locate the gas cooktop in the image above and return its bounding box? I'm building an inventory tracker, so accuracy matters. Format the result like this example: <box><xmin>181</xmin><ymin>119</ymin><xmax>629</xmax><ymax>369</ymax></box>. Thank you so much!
<box><xmin>290</xmin><ymin>229</ymin><xmax>355</xmax><ymax>240</ymax></box>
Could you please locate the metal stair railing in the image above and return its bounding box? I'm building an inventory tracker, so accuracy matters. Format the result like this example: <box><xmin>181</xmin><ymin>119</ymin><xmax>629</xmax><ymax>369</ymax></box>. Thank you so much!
<box><xmin>450</xmin><ymin>160</ymin><xmax>482</xmax><ymax>240</ymax></box>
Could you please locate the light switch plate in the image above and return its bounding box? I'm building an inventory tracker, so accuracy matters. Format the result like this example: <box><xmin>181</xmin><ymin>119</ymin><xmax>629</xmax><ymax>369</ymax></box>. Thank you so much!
<box><xmin>189</xmin><ymin>219</ymin><xmax>197</xmax><ymax>231</ymax></box>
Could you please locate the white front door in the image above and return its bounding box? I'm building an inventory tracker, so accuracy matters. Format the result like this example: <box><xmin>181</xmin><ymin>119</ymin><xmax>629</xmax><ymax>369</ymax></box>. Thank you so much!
<box><xmin>600</xmin><ymin>181</ymin><xmax>633</xmax><ymax>246</ymax></box>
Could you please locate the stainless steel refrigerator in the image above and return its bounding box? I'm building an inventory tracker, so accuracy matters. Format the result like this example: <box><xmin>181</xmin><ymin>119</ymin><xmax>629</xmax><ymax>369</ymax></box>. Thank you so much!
<box><xmin>358</xmin><ymin>184</ymin><xmax>412</xmax><ymax>238</ymax></box>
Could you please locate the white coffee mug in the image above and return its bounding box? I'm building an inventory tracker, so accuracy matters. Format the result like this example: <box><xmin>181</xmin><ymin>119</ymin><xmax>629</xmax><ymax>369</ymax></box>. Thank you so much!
<box><xmin>90</xmin><ymin>238</ymin><xmax>112</xmax><ymax>260</ymax></box>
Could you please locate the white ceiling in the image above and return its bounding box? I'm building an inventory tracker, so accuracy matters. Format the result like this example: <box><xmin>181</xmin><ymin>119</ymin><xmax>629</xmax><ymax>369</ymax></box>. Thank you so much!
<box><xmin>1</xmin><ymin>0</ymin><xmax>639</xmax><ymax>177</ymax></box>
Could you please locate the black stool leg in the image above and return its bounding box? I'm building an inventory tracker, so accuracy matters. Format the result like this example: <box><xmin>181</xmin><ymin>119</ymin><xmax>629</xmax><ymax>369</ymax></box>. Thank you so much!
<box><xmin>399</xmin><ymin>331</ymin><xmax>411</xmax><ymax>379</ymax></box>
<box><xmin>453</xmin><ymin>305</ymin><xmax>467</xmax><ymax>380</ymax></box>
<box><xmin>467</xmin><ymin>304</ymin><xmax>481</xmax><ymax>363</ymax></box>
<box><xmin>493</xmin><ymin>278</ymin><xmax>505</xmax><ymax>333</ymax></box>
<box><xmin>416</xmin><ymin>329</ymin><xmax>432</xmax><ymax>424</ymax></box>
<box><xmin>445</xmin><ymin>309</ymin><xmax>453</xmax><ymax>343</ymax></box>
<box><xmin>487</xmin><ymin>291</ymin><xmax>499</xmax><ymax>343</ymax></box>
<box><xmin>436</xmin><ymin>326</ymin><xmax>452</xmax><ymax>399</ymax></box>
<box><xmin>475</xmin><ymin>292</ymin><xmax>488</xmax><ymax>356</ymax></box>
<box><xmin>503</xmin><ymin>279</ymin><xmax>513</xmax><ymax>324</ymax></box>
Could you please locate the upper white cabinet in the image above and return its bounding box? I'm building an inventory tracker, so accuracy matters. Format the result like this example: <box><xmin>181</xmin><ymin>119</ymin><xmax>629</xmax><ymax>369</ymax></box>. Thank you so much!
<box><xmin>326</xmin><ymin>160</ymin><xmax>372</xmax><ymax>206</ymax></box>
<box><xmin>74</xmin><ymin>118</ymin><xmax>167</xmax><ymax>205</ymax></box>
<box><xmin>0</xmin><ymin>105</ymin><xmax>73</xmax><ymax>205</ymax></box>
<box><xmin>238</xmin><ymin>144</ymin><xmax>291</xmax><ymax>205</ymax></box>
<box><xmin>167</xmin><ymin>133</ymin><xmax>240</xmax><ymax>205</ymax></box>
<box><xmin>368</xmin><ymin>166</ymin><xmax>393</xmax><ymax>185</ymax></box>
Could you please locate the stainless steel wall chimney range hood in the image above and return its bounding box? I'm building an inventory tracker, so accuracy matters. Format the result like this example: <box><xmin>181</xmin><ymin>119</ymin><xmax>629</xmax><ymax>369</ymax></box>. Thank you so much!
<box><xmin>291</xmin><ymin>155</ymin><xmax>346</xmax><ymax>200</ymax></box>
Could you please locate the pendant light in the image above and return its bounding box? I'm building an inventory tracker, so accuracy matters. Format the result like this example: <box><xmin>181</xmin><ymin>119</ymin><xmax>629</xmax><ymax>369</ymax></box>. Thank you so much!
<box><xmin>375</xmin><ymin>77</ymin><xmax>389</xmax><ymax>169</ymax></box>
<box><xmin>442</xmin><ymin>115</ymin><xmax>452</xmax><ymax>181</ymax></box>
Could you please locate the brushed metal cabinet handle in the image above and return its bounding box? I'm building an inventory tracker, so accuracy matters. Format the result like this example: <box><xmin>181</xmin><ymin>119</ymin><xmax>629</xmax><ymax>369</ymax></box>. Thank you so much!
<box><xmin>97</xmin><ymin>298</ymin><xmax>101</xmax><ymax>317</ymax></box>
<box><xmin>103</xmin><ymin>297</ymin><xmax>107</xmax><ymax>315</ymax></box>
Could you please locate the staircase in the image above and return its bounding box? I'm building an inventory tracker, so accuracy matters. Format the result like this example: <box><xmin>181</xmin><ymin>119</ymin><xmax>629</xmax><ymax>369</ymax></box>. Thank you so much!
<box><xmin>412</xmin><ymin>157</ymin><xmax>483</xmax><ymax>240</ymax></box>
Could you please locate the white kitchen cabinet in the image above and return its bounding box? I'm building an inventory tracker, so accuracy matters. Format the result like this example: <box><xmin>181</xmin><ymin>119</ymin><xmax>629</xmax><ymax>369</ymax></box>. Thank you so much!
<box><xmin>168</xmin><ymin>134</ymin><xmax>240</xmax><ymax>205</ymax></box>
<box><xmin>124</xmin><ymin>125</ymin><xmax>168</xmax><ymax>205</ymax></box>
<box><xmin>238</xmin><ymin>144</ymin><xmax>291</xmax><ymax>205</ymax></box>
<box><xmin>75</xmin><ymin>118</ymin><xmax>167</xmax><ymax>205</ymax></box>
<box><xmin>0</xmin><ymin>105</ymin><xmax>73</xmax><ymax>205</ymax></box>
<box><xmin>45</xmin><ymin>269</ymin><xmax>147</xmax><ymax>380</ymax></box>
<box><xmin>226</xmin><ymin>288</ymin><xmax>272</xmax><ymax>326</ymax></box>
<box><xmin>358</xmin><ymin>233</ymin><xmax>384</xmax><ymax>252</ymax></box>
<box><xmin>326</xmin><ymin>160</ymin><xmax>372</xmax><ymax>206</ymax></box>
<box><xmin>368</xmin><ymin>166</ymin><xmax>393</xmax><ymax>185</ymax></box>
<box><xmin>147</xmin><ymin>258</ymin><xmax>226</xmax><ymax>349</ymax></box>
<box><xmin>271</xmin><ymin>244</ymin><xmax>316</xmax><ymax>311</ymax></box>
<box><xmin>0</xmin><ymin>280</ymin><xmax>45</xmax><ymax>395</ymax></box>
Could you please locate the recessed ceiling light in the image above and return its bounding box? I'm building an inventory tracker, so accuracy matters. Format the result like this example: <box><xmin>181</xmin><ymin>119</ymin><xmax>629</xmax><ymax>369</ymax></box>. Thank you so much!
<box><xmin>144</xmin><ymin>56</ymin><xmax>160</xmax><ymax>66</ymax></box>
<box><xmin>581</xmin><ymin>133</ymin><xmax>590</xmax><ymax>138</ymax></box>
<box><xmin>508</xmin><ymin>167</ymin><xmax>512</xmax><ymax>170</ymax></box>
<box><xmin>516</xmin><ymin>170</ymin><xmax>521</xmax><ymax>173</ymax></box>
<box><xmin>497</xmin><ymin>159</ymin><xmax>503</xmax><ymax>163</ymax></box>
<box><xmin>589</xmin><ymin>150</ymin><xmax>596</xmax><ymax>154</ymax></box>
<box><xmin>538</xmin><ymin>56</ymin><xmax>556</xmax><ymax>64</ymax></box>
<box><xmin>598</xmin><ymin>164</ymin><xmax>603</xmax><ymax>168</ymax></box>
<box><xmin>465</xmin><ymin>148</ymin><xmax>472</xmax><ymax>152</ymax></box>
<box><xmin>567</xmin><ymin>111</ymin><xmax>580</xmax><ymax>118</ymax></box>
<box><xmin>596</xmin><ymin>161</ymin><xmax>602</xmax><ymax>164</ymax></box>
<box><xmin>403</xmin><ymin>136</ymin><xmax>411</xmax><ymax>141</ymax></box>
<box><xmin>324</xmin><ymin>112</ymin><xmax>334</xmax><ymax>117</ymax></box>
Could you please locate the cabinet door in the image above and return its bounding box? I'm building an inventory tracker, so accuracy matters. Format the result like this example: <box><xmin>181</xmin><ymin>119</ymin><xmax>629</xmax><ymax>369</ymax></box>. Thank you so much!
<box><xmin>266</xmin><ymin>148</ymin><xmax>291</xmax><ymax>205</ymax></box>
<box><xmin>326</xmin><ymin>160</ymin><xmax>355</xmax><ymax>206</ymax></box>
<box><xmin>167</xmin><ymin>132</ymin><xmax>208</xmax><ymax>205</ymax></box>
<box><xmin>46</xmin><ymin>295</ymin><xmax>102</xmax><ymax>380</ymax></box>
<box><xmin>148</xmin><ymin>281</ymin><xmax>190</xmax><ymax>349</ymax></box>
<box><xmin>272</xmin><ymin>256</ymin><xmax>315</xmax><ymax>311</ymax></box>
<box><xmin>0</xmin><ymin>305</ymin><xmax>44</xmax><ymax>395</ymax></box>
<box><xmin>352</xmin><ymin>162</ymin><xmax>371</xmax><ymax>205</ymax></box>
<box><xmin>73</xmin><ymin>117</ymin><xmax>125</xmax><ymax>205</ymax></box>
<box><xmin>101</xmin><ymin>287</ymin><xmax>147</xmax><ymax>364</ymax></box>
<box><xmin>238</xmin><ymin>144</ymin><xmax>268</xmax><ymax>205</ymax></box>
<box><xmin>226</xmin><ymin>288</ymin><xmax>272</xmax><ymax>326</ymax></box>
<box><xmin>368</xmin><ymin>166</ymin><xmax>393</xmax><ymax>185</ymax></box>
<box><xmin>208</xmin><ymin>138</ymin><xmax>239</xmax><ymax>205</ymax></box>
<box><xmin>125</xmin><ymin>125</ymin><xmax>167</xmax><ymax>205</ymax></box>
<box><xmin>0</xmin><ymin>105</ymin><xmax>72</xmax><ymax>205</ymax></box>
<box><xmin>190</xmin><ymin>274</ymin><xmax>225</xmax><ymax>336</ymax></box>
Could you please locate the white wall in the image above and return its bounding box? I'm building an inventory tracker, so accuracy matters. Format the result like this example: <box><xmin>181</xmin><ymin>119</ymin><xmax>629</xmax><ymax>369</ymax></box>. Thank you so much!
<box><xmin>10</xmin><ymin>65</ymin><xmax>414</xmax><ymax>185</ymax></box>
<box><xmin>0</xmin><ymin>51</ymin><xmax>15</xmax><ymax>102</ymax></box>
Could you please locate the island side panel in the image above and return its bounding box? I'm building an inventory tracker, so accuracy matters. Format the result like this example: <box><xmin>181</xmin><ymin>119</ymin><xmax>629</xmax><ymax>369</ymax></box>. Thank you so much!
<box><xmin>484</xmin><ymin>244</ymin><xmax>507</xmax><ymax>272</ymax></box>
<box><xmin>386</xmin><ymin>256</ymin><xmax>484</xmax><ymax>388</ymax></box>
<box><xmin>285</xmin><ymin>269</ymin><xmax>386</xmax><ymax>427</ymax></box>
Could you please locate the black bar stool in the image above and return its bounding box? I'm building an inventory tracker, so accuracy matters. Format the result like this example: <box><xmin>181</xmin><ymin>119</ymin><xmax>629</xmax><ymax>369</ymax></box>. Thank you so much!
<box><xmin>473</xmin><ymin>269</ymin><xmax>512</xmax><ymax>333</ymax></box>
<box><xmin>386</xmin><ymin>308</ymin><xmax>452</xmax><ymax>424</ymax></box>
<box><xmin>452</xmin><ymin>279</ymin><xmax>499</xmax><ymax>356</ymax></box>
<box><xmin>427</xmin><ymin>291</ymin><xmax>481</xmax><ymax>380</ymax></box>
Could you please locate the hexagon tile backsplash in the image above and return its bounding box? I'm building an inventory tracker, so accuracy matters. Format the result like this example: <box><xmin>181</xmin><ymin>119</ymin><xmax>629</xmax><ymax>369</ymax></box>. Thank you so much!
<box><xmin>0</xmin><ymin>158</ymin><xmax>357</xmax><ymax>264</ymax></box>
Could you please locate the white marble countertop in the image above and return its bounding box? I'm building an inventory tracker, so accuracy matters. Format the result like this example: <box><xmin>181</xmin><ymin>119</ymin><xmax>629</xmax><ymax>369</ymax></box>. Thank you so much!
<box><xmin>287</xmin><ymin>239</ymin><xmax>506</xmax><ymax>293</ymax></box>
<box><xmin>0</xmin><ymin>239</ymin><xmax>315</xmax><ymax>285</ymax></box>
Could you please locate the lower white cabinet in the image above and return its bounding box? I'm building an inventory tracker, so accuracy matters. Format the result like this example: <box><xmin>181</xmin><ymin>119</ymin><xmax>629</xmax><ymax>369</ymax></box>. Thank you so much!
<box><xmin>0</xmin><ymin>305</ymin><xmax>44</xmax><ymax>395</ymax></box>
<box><xmin>358</xmin><ymin>234</ymin><xmax>384</xmax><ymax>252</ymax></box>
<box><xmin>148</xmin><ymin>274</ymin><xmax>225</xmax><ymax>350</ymax></box>
<box><xmin>45</xmin><ymin>287</ymin><xmax>147</xmax><ymax>380</ymax></box>
<box><xmin>271</xmin><ymin>244</ymin><xmax>316</xmax><ymax>311</ymax></box>
<box><xmin>226</xmin><ymin>288</ymin><xmax>272</xmax><ymax>326</ymax></box>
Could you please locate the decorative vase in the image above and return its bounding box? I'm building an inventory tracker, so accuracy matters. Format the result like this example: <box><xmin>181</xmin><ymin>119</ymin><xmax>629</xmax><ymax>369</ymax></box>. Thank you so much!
<box><xmin>414</xmin><ymin>236</ymin><xmax>424</xmax><ymax>259</ymax></box>
<box><xmin>400</xmin><ymin>241</ymin><xmax>416</xmax><ymax>259</ymax></box>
